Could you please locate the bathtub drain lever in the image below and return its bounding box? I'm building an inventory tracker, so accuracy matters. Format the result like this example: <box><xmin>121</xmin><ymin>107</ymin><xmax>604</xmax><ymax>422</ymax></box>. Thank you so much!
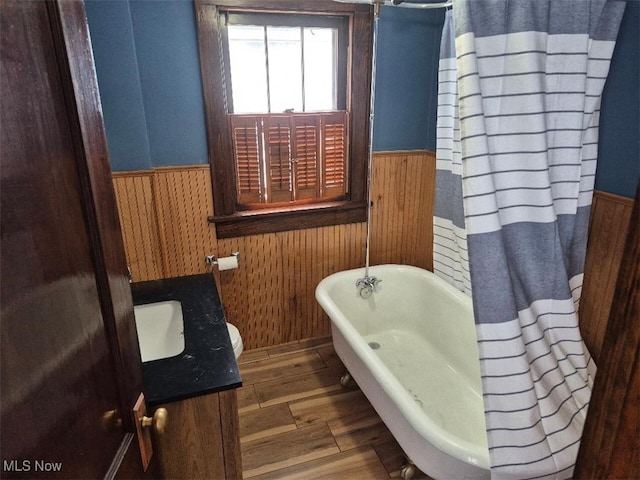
<box><xmin>356</xmin><ymin>276</ymin><xmax>381</xmax><ymax>298</ymax></box>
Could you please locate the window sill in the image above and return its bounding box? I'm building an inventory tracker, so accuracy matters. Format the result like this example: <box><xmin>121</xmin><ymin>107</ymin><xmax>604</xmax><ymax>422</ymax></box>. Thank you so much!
<box><xmin>208</xmin><ymin>201</ymin><xmax>367</xmax><ymax>238</ymax></box>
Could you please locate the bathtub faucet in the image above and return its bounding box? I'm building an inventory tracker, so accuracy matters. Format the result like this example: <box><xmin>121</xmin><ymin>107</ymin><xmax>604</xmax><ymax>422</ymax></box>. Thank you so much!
<box><xmin>356</xmin><ymin>276</ymin><xmax>381</xmax><ymax>298</ymax></box>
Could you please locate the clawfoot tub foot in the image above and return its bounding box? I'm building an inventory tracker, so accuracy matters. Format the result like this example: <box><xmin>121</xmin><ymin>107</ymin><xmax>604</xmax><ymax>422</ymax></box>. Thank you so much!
<box><xmin>400</xmin><ymin>460</ymin><xmax>416</xmax><ymax>480</ymax></box>
<box><xmin>339</xmin><ymin>371</ymin><xmax>354</xmax><ymax>388</ymax></box>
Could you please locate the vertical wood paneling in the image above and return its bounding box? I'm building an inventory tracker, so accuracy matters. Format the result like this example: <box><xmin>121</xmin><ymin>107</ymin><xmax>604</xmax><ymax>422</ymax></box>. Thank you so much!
<box><xmin>217</xmin><ymin>234</ymin><xmax>284</xmax><ymax>349</ymax></box>
<box><xmin>112</xmin><ymin>172</ymin><xmax>164</xmax><ymax>281</ymax></box>
<box><xmin>153</xmin><ymin>166</ymin><xmax>218</xmax><ymax>278</ymax></box>
<box><xmin>369</xmin><ymin>151</ymin><xmax>435</xmax><ymax>270</ymax></box>
<box><xmin>215</xmin><ymin>223</ymin><xmax>366</xmax><ymax>350</ymax></box>
<box><xmin>113</xmin><ymin>152</ymin><xmax>433</xmax><ymax>349</ymax></box>
<box><xmin>411</xmin><ymin>151</ymin><xmax>434</xmax><ymax>269</ymax></box>
<box><xmin>580</xmin><ymin>191</ymin><xmax>634</xmax><ymax>363</ymax></box>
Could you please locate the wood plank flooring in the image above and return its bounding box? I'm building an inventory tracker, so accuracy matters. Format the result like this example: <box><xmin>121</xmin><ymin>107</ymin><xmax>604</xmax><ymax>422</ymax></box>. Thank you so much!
<box><xmin>237</xmin><ymin>337</ymin><xmax>432</xmax><ymax>479</ymax></box>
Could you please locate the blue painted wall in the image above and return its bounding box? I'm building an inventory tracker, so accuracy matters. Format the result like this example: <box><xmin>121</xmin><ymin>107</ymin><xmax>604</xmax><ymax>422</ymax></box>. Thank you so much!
<box><xmin>86</xmin><ymin>0</ymin><xmax>207</xmax><ymax>170</ymax></box>
<box><xmin>596</xmin><ymin>0</ymin><xmax>639</xmax><ymax>199</ymax></box>
<box><xmin>85</xmin><ymin>0</ymin><xmax>151</xmax><ymax>171</ymax></box>
<box><xmin>128</xmin><ymin>0</ymin><xmax>208</xmax><ymax>167</ymax></box>
<box><xmin>86</xmin><ymin>1</ymin><xmax>638</xmax><ymax>198</ymax></box>
<box><xmin>373</xmin><ymin>6</ymin><xmax>444</xmax><ymax>151</ymax></box>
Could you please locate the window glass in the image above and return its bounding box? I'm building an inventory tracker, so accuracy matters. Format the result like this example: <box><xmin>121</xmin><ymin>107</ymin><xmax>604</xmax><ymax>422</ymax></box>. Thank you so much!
<box><xmin>228</xmin><ymin>23</ymin><xmax>337</xmax><ymax>114</ymax></box>
<box><xmin>303</xmin><ymin>28</ymin><xmax>337</xmax><ymax>111</ymax></box>
<box><xmin>228</xmin><ymin>25</ymin><xmax>268</xmax><ymax>113</ymax></box>
<box><xmin>267</xmin><ymin>26</ymin><xmax>303</xmax><ymax>113</ymax></box>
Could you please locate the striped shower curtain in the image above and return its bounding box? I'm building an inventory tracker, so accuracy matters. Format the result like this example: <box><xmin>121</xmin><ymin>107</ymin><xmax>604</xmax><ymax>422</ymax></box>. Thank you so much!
<box><xmin>434</xmin><ymin>1</ymin><xmax>626</xmax><ymax>478</ymax></box>
<box><xmin>433</xmin><ymin>8</ymin><xmax>470</xmax><ymax>294</ymax></box>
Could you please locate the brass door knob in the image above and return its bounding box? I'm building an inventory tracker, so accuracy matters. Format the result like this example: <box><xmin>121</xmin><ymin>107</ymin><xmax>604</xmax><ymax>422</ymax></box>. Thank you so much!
<box><xmin>101</xmin><ymin>409</ymin><xmax>123</xmax><ymax>432</ymax></box>
<box><xmin>141</xmin><ymin>408</ymin><xmax>168</xmax><ymax>435</ymax></box>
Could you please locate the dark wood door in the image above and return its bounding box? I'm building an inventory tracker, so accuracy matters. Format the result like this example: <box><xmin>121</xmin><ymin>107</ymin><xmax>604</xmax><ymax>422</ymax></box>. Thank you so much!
<box><xmin>1</xmin><ymin>1</ymin><xmax>144</xmax><ymax>477</ymax></box>
<box><xmin>574</xmin><ymin>186</ymin><xmax>640</xmax><ymax>479</ymax></box>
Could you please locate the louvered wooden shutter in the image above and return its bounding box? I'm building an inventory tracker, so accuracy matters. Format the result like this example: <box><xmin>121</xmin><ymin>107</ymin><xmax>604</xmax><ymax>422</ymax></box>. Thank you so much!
<box><xmin>230</xmin><ymin>112</ymin><xmax>348</xmax><ymax>207</ymax></box>
<box><xmin>230</xmin><ymin>116</ymin><xmax>262</xmax><ymax>204</ymax></box>
<box><xmin>321</xmin><ymin>111</ymin><xmax>348</xmax><ymax>198</ymax></box>
<box><xmin>264</xmin><ymin>116</ymin><xmax>293</xmax><ymax>203</ymax></box>
<box><xmin>292</xmin><ymin>115</ymin><xmax>320</xmax><ymax>200</ymax></box>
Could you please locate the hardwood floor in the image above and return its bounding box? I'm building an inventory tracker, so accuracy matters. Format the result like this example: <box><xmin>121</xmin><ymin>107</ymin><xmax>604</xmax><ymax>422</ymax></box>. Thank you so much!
<box><xmin>236</xmin><ymin>337</ymin><xmax>432</xmax><ymax>479</ymax></box>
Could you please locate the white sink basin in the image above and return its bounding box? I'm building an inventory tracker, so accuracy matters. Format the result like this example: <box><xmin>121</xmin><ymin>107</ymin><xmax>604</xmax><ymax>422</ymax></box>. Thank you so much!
<box><xmin>134</xmin><ymin>300</ymin><xmax>185</xmax><ymax>362</ymax></box>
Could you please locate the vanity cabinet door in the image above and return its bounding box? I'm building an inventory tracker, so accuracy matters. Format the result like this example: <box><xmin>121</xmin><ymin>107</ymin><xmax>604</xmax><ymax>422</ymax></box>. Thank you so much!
<box><xmin>151</xmin><ymin>390</ymin><xmax>242</xmax><ymax>479</ymax></box>
<box><xmin>1</xmin><ymin>1</ymin><xmax>143</xmax><ymax>477</ymax></box>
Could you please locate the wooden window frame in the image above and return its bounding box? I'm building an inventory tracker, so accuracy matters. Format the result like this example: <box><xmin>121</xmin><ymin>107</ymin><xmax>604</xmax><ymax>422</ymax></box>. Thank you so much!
<box><xmin>195</xmin><ymin>0</ymin><xmax>372</xmax><ymax>238</ymax></box>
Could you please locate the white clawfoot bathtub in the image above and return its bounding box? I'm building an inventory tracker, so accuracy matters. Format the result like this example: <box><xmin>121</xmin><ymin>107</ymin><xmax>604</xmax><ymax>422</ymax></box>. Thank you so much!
<box><xmin>316</xmin><ymin>264</ymin><xmax>490</xmax><ymax>480</ymax></box>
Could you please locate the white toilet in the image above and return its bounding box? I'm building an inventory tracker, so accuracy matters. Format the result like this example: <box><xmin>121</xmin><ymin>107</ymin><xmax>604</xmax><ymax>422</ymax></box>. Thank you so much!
<box><xmin>226</xmin><ymin>323</ymin><xmax>243</xmax><ymax>359</ymax></box>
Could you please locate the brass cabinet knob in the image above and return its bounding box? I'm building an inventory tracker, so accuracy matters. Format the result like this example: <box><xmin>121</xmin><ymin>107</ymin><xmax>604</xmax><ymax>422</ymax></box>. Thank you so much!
<box><xmin>141</xmin><ymin>407</ymin><xmax>168</xmax><ymax>435</ymax></box>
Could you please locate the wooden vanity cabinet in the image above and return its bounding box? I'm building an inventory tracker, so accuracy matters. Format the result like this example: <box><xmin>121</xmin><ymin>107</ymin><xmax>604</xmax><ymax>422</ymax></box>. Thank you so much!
<box><xmin>154</xmin><ymin>389</ymin><xmax>242</xmax><ymax>479</ymax></box>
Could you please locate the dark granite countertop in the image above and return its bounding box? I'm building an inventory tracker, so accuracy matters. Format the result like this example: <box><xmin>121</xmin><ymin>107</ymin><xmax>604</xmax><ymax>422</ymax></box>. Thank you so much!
<box><xmin>131</xmin><ymin>273</ymin><xmax>242</xmax><ymax>406</ymax></box>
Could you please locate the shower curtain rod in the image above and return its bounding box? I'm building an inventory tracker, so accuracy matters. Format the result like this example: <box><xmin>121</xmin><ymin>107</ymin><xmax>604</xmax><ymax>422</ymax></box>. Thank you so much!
<box><xmin>389</xmin><ymin>0</ymin><xmax>452</xmax><ymax>9</ymax></box>
<box><xmin>334</xmin><ymin>0</ymin><xmax>453</xmax><ymax>9</ymax></box>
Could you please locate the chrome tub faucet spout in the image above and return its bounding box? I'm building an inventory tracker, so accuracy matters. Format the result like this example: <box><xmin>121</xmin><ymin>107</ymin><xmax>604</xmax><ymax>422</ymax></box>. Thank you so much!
<box><xmin>356</xmin><ymin>276</ymin><xmax>381</xmax><ymax>298</ymax></box>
